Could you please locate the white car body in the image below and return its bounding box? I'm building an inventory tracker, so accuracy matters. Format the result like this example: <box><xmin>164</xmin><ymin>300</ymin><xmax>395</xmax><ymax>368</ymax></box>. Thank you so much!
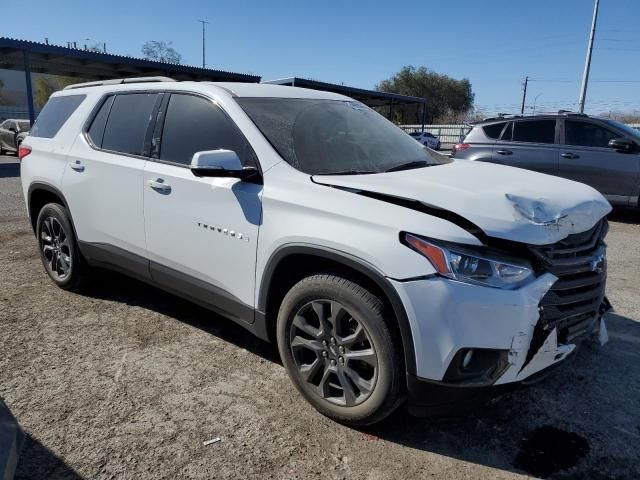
<box><xmin>410</xmin><ymin>131</ymin><xmax>441</xmax><ymax>149</ymax></box>
<box><xmin>20</xmin><ymin>79</ymin><xmax>611</xmax><ymax>417</ymax></box>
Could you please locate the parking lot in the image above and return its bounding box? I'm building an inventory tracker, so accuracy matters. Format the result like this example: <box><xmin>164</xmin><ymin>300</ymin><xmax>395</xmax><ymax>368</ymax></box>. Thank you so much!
<box><xmin>1</xmin><ymin>155</ymin><xmax>639</xmax><ymax>479</ymax></box>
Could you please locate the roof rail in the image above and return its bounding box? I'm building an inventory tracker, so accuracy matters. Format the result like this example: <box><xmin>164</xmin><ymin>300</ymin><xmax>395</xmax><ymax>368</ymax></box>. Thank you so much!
<box><xmin>558</xmin><ymin>109</ymin><xmax>588</xmax><ymax>117</ymax></box>
<box><xmin>64</xmin><ymin>76</ymin><xmax>176</xmax><ymax>90</ymax></box>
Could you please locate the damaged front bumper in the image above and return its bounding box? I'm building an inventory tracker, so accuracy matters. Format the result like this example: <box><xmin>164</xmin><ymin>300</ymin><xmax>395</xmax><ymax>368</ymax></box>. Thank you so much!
<box><xmin>390</xmin><ymin>272</ymin><xmax>610</xmax><ymax>416</ymax></box>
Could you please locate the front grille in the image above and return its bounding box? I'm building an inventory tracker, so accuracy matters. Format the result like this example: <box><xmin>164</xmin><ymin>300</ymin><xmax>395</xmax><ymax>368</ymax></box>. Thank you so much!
<box><xmin>528</xmin><ymin>219</ymin><xmax>608</xmax><ymax>344</ymax></box>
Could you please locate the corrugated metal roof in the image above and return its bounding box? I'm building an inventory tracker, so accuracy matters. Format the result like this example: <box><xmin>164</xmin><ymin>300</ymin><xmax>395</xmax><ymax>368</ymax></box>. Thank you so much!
<box><xmin>0</xmin><ymin>37</ymin><xmax>260</xmax><ymax>82</ymax></box>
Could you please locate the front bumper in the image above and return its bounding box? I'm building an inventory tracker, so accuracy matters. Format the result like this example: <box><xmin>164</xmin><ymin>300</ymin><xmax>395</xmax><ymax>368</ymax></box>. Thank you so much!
<box><xmin>391</xmin><ymin>272</ymin><xmax>608</xmax><ymax>414</ymax></box>
<box><xmin>390</xmin><ymin>273</ymin><xmax>563</xmax><ymax>382</ymax></box>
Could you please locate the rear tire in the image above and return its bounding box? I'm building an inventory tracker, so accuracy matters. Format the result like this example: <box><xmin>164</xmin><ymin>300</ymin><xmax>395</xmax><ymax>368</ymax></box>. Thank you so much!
<box><xmin>36</xmin><ymin>203</ymin><xmax>89</xmax><ymax>290</ymax></box>
<box><xmin>277</xmin><ymin>274</ymin><xmax>403</xmax><ymax>425</ymax></box>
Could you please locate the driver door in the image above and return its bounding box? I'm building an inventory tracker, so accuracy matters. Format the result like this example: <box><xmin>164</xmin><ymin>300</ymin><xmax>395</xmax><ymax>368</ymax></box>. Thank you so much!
<box><xmin>143</xmin><ymin>93</ymin><xmax>262</xmax><ymax>323</ymax></box>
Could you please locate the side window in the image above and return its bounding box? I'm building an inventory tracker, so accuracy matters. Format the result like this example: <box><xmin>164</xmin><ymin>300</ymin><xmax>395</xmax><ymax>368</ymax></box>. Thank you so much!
<box><xmin>501</xmin><ymin>122</ymin><xmax>513</xmax><ymax>141</ymax></box>
<box><xmin>30</xmin><ymin>95</ymin><xmax>86</xmax><ymax>138</ymax></box>
<box><xmin>482</xmin><ymin>122</ymin><xmax>506</xmax><ymax>139</ymax></box>
<box><xmin>86</xmin><ymin>96</ymin><xmax>115</xmax><ymax>148</ymax></box>
<box><xmin>565</xmin><ymin>121</ymin><xmax>618</xmax><ymax>148</ymax></box>
<box><xmin>159</xmin><ymin>94</ymin><xmax>255</xmax><ymax>166</ymax></box>
<box><xmin>513</xmin><ymin>120</ymin><xmax>556</xmax><ymax>144</ymax></box>
<box><xmin>102</xmin><ymin>93</ymin><xmax>159</xmax><ymax>156</ymax></box>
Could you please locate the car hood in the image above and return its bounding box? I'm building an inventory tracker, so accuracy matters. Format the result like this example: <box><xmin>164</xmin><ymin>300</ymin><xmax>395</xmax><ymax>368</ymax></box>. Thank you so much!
<box><xmin>312</xmin><ymin>160</ymin><xmax>611</xmax><ymax>245</ymax></box>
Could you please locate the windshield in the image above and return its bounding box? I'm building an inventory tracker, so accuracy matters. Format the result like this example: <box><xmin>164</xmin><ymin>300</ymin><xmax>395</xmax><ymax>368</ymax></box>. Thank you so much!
<box><xmin>237</xmin><ymin>98</ymin><xmax>450</xmax><ymax>175</ymax></box>
<box><xmin>608</xmin><ymin>120</ymin><xmax>640</xmax><ymax>140</ymax></box>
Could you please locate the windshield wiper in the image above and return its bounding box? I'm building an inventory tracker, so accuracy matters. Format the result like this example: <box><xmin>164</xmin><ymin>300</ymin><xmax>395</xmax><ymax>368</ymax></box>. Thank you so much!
<box><xmin>384</xmin><ymin>160</ymin><xmax>432</xmax><ymax>173</ymax></box>
<box><xmin>317</xmin><ymin>170</ymin><xmax>378</xmax><ymax>175</ymax></box>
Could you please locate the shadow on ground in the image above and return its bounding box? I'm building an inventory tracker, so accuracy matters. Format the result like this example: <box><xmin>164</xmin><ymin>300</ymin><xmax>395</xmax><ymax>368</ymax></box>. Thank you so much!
<box><xmin>15</xmin><ymin>434</ymin><xmax>83</xmax><ymax>480</ymax></box>
<box><xmin>78</xmin><ymin>270</ymin><xmax>281</xmax><ymax>365</ymax></box>
<box><xmin>64</xmin><ymin>270</ymin><xmax>640</xmax><ymax>479</ymax></box>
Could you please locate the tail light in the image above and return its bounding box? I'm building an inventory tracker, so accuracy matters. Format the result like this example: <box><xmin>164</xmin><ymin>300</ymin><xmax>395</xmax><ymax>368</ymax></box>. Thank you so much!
<box><xmin>452</xmin><ymin>143</ymin><xmax>471</xmax><ymax>155</ymax></box>
<box><xmin>18</xmin><ymin>145</ymin><xmax>32</xmax><ymax>161</ymax></box>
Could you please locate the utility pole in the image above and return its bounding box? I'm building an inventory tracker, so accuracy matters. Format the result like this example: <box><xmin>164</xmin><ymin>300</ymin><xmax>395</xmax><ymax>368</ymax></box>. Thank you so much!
<box><xmin>198</xmin><ymin>20</ymin><xmax>209</xmax><ymax>68</ymax></box>
<box><xmin>520</xmin><ymin>76</ymin><xmax>528</xmax><ymax>114</ymax></box>
<box><xmin>578</xmin><ymin>0</ymin><xmax>600</xmax><ymax>113</ymax></box>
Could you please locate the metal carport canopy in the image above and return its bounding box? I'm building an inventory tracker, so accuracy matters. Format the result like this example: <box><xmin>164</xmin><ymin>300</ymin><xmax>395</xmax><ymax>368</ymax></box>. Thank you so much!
<box><xmin>262</xmin><ymin>76</ymin><xmax>428</xmax><ymax>128</ymax></box>
<box><xmin>0</xmin><ymin>37</ymin><xmax>261</xmax><ymax>124</ymax></box>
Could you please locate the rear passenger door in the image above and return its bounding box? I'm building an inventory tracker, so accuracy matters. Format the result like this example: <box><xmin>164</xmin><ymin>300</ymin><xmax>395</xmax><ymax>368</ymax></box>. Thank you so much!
<box><xmin>63</xmin><ymin>92</ymin><xmax>161</xmax><ymax>276</ymax></box>
<box><xmin>493</xmin><ymin>119</ymin><xmax>559</xmax><ymax>175</ymax></box>
<box><xmin>558</xmin><ymin>119</ymin><xmax>640</xmax><ymax>205</ymax></box>
<box><xmin>143</xmin><ymin>93</ymin><xmax>262</xmax><ymax>322</ymax></box>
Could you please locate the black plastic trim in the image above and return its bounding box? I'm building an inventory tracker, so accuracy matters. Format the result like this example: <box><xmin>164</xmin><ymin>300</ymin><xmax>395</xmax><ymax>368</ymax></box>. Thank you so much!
<box><xmin>27</xmin><ymin>182</ymin><xmax>76</xmax><ymax>235</ymax></box>
<box><xmin>258</xmin><ymin>243</ymin><xmax>418</xmax><ymax>375</ymax></box>
<box><xmin>78</xmin><ymin>241</ymin><xmax>260</xmax><ymax>335</ymax></box>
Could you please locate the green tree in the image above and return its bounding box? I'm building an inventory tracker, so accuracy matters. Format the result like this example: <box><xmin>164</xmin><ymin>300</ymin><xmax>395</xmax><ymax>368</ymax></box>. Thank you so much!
<box><xmin>141</xmin><ymin>40</ymin><xmax>182</xmax><ymax>64</ymax></box>
<box><xmin>377</xmin><ymin>66</ymin><xmax>474</xmax><ymax>124</ymax></box>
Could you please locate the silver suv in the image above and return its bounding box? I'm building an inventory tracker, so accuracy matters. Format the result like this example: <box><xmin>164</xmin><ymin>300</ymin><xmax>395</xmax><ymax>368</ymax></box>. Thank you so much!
<box><xmin>453</xmin><ymin>112</ymin><xmax>640</xmax><ymax>207</ymax></box>
<box><xmin>20</xmin><ymin>79</ymin><xmax>611</xmax><ymax>425</ymax></box>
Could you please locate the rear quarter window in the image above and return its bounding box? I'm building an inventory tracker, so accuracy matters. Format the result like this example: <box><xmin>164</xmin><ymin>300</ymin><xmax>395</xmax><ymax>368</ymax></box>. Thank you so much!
<box><xmin>30</xmin><ymin>95</ymin><xmax>86</xmax><ymax>138</ymax></box>
<box><xmin>482</xmin><ymin>122</ymin><xmax>506</xmax><ymax>139</ymax></box>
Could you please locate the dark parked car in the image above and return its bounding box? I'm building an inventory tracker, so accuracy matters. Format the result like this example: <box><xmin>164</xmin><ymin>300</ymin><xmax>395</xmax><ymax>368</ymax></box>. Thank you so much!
<box><xmin>0</xmin><ymin>119</ymin><xmax>31</xmax><ymax>155</ymax></box>
<box><xmin>452</xmin><ymin>112</ymin><xmax>640</xmax><ymax>207</ymax></box>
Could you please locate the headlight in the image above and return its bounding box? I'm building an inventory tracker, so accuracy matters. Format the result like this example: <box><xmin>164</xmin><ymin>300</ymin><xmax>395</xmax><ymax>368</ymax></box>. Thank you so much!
<box><xmin>403</xmin><ymin>233</ymin><xmax>535</xmax><ymax>289</ymax></box>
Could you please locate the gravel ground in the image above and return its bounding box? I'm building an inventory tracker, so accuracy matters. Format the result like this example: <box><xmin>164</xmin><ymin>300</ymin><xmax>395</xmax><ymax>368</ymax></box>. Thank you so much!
<box><xmin>1</xmin><ymin>158</ymin><xmax>639</xmax><ymax>479</ymax></box>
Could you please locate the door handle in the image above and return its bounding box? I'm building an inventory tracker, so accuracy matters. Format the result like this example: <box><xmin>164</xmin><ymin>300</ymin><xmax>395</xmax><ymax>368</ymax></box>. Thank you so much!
<box><xmin>148</xmin><ymin>178</ymin><xmax>171</xmax><ymax>194</ymax></box>
<box><xmin>69</xmin><ymin>160</ymin><xmax>85</xmax><ymax>172</ymax></box>
<box><xmin>561</xmin><ymin>152</ymin><xmax>579</xmax><ymax>159</ymax></box>
<box><xmin>496</xmin><ymin>149</ymin><xmax>513</xmax><ymax>155</ymax></box>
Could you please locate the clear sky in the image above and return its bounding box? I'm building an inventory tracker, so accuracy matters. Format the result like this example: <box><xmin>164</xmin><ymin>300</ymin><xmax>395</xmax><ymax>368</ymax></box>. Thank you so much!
<box><xmin>5</xmin><ymin>0</ymin><xmax>640</xmax><ymax>116</ymax></box>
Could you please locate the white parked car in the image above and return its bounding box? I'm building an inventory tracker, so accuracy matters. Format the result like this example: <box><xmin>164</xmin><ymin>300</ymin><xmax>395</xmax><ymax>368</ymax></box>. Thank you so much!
<box><xmin>20</xmin><ymin>78</ymin><xmax>611</xmax><ymax>425</ymax></box>
<box><xmin>409</xmin><ymin>130</ymin><xmax>441</xmax><ymax>150</ymax></box>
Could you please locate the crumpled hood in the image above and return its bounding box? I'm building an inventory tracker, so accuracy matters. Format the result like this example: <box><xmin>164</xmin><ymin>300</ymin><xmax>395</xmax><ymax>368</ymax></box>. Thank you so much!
<box><xmin>313</xmin><ymin>160</ymin><xmax>611</xmax><ymax>245</ymax></box>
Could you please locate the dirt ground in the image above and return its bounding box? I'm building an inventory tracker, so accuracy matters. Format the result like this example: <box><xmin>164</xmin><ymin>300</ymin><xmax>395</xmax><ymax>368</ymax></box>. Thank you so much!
<box><xmin>1</xmin><ymin>159</ymin><xmax>639</xmax><ymax>479</ymax></box>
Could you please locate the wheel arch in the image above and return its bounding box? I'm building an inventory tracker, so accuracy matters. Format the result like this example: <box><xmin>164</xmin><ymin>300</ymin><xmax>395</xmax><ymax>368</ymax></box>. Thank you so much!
<box><xmin>258</xmin><ymin>244</ymin><xmax>417</xmax><ymax>375</ymax></box>
<box><xmin>27</xmin><ymin>182</ymin><xmax>75</xmax><ymax>236</ymax></box>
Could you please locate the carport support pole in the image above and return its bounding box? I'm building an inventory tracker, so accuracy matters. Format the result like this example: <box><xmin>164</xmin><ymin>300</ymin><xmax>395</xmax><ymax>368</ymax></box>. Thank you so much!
<box><xmin>388</xmin><ymin>100</ymin><xmax>395</xmax><ymax>122</ymax></box>
<box><xmin>421</xmin><ymin>101</ymin><xmax>427</xmax><ymax>132</ymax></box>
<box><xmin>23</xmin><ymin>51</ymin><xmax>35</xmax><ymax>126</ymax></box>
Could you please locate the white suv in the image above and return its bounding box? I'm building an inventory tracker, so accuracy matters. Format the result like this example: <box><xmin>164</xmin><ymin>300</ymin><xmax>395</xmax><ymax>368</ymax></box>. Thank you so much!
<box><xmin>20</xmin><ymin>78</ymin><xmax>612</xmax><ymax>425</ymax></box>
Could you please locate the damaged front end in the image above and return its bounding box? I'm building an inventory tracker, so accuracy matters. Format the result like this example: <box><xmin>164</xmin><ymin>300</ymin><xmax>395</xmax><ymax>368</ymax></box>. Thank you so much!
<box><xmin>496</xmin><ymin>218</ymin><xmax>611</xmax><ymax>385</ymax></box>
<box><xmin>402</xmin><ymin>218</ymin><xmax>612</xmax><ymax>416</ymax></box>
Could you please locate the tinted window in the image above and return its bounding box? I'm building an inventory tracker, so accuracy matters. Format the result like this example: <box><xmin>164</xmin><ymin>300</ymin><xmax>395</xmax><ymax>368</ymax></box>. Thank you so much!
<box><xmin>102</xmin><ymin>93</ymin><xmax>158</xmax><ymax>156</ymax></box>
<box><xmin>501</xmin><ymin>122</ymin><xmax>513</xmax><ymax>141</ymax></box>
<box><xmin>238</xmin><ymin>98</ymin><xmax>450</xmax><ymax>175</ymax></box>
<box><xmin>159</xmin><ymin>94</ymin><xmax>255</xmax><ymax>166</ymax></box>
<box><xmin>30</xmin><ymin>95</ymin><xmax>85</xmax><ymax>138</ymax></box>
<box><xmin>87</xmin><ymin>96</ymin><xmax>115</xmax><ymax>148</ymax></box>
<box><xmin>483</xmin><ymin>122</ymin><xmax>506</xmax><ymax>139</ymax></box>
<box><xmin>513</xmin><ymin>120</ymin><xmax>555</xmax><ymax>144</ymax></box>
<box><xmin>565</xmin><ymin>121</ymin><xmax>619</xmax><ymax>148</ymax></box>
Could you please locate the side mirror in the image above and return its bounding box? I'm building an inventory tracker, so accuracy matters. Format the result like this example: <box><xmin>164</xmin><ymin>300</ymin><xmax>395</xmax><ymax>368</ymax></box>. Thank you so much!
<box><xmin>190</xmin><ymin>150</ymin><xmax>259</xmax><ymax>180</ymax></box>
<box><xmin>608</xmin><ymin>137</ymin><xmax>636</xmax><ymax>153</ymax></box>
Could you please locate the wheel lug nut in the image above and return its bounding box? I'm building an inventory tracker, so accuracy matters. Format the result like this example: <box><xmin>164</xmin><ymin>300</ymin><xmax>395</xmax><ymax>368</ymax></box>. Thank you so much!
<box><xmin>339</xmin><ymin>357</ymin><xmax>344</xmax><ymax>364</ymax></box>
<box><xmin>330</xmin><ymin>337</ymin><xmax>336</xmax><ymax>345</ymax></box>
<box><xmin>330</xmin><ymin>359</ymin><xmax>336</xmax><ymax>366</ymax></box>
<box><xmin>321</xmin><ymin>351</ymin><xmax>328</xmax><ymax>358</ymax></box>
<box><xmin>339</xmin><ymin>346</ymin><xmax>345</xmax><ymax>354</ymax></box>
<box><xmin>322</xmin><ymin>340</ymin><xmax>328</xmax><ymax>346</ymax></box>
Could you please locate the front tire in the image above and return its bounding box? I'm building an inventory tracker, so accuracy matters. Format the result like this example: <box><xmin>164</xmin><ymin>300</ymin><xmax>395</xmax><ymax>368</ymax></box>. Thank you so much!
<box><xmin>36</xmin><ymin>203</ymin><xmax>89</xmax><ymax>290</ymax></box>
<box><xmin>277</xmin><ymin>274</ymin><xmax>403</xmax><ymax>425</ymax></box>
